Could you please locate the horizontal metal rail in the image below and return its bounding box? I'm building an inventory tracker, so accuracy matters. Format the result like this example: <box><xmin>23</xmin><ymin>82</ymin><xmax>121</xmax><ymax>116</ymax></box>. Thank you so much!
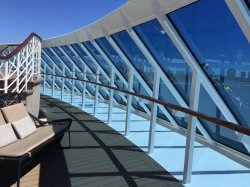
<box><xmin>42</xmin><ymin>73</ymin><xmax>250</xmax><ymax>136</ymax></box>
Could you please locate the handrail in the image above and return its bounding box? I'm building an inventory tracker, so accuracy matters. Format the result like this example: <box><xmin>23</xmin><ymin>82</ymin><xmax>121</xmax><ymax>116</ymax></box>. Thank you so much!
<box><xmin>42</xmin><ymin>73</ymin><xmax>250</xmax><ymax>136</ymax></box>
<box><xmin>0</xmin><ymin>44</ymin><xmax>19</xmax><ymax>54</ymax></box>
<box><xmin>0</xmin><ymin>33</ymin><xmax>42</xmax><ymax>60</ymax></box>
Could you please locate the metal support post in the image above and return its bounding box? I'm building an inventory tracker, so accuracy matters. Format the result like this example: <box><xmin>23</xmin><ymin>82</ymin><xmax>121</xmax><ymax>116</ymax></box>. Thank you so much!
<box><xmin>61</xmin><ymin>64</ymin><xmax>65</xmax><ymax>101</ymax></box>
<box><xmin>148</xmin><ymin>71</ymin><xmax>160</xmax><ymax>154</ymax></box>
<box><xmin>4</xmin><ymin>61</ymin><xmax>8</xmax><ymax>93</ymax></box>
<box><xmin>43</xmin><ymin>65</ymin><xmax>46</xmax><ymax>94</ymax></box>
<box><xmin>52</xmin><ymin>62</ymin><xmax>55</xmax><ymax>97</ymax></box>
<box><xmin>183</xmin><ymin>72</ymin><xmax>200</xmax><ymax>184</ymax></box>
<box><xmin>108</xmin><ymin>68</ymin><xmax>115</xmax><ymax>124</ymax></box>
<box><xmin>94</xmin><ymin>68</ymin><xmax>100</xmax><ymax>115</ymax></box>
<box><xmin>82</xmin><ymin>67</ymin><xmax>87</xmax><ymax>110</ymax></box>
<box><xmin>71</xmin><ymin>64</ymin><xmax>75</xmax><ymax>105</ymax></box>
<box><xmin>16</xmin><ymin>53</ymin><xmax>20</xmax><ymax>93</ymax></box>
<box><xmin>125</xmin><ymin>68</ymin><xmax>133</xmax><ymax>136</ymax></box>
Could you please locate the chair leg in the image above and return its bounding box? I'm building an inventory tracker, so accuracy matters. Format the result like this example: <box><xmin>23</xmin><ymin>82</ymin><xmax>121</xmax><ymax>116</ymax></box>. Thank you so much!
<box><xmin>17</xmin><ymin>159</ymin><xmax>22</xmax><ymax>187</ymax></box>
<box><xmin>68</xmin><ymin>130</ymin><xmax>71</xmax><ymax>148</ymax></box>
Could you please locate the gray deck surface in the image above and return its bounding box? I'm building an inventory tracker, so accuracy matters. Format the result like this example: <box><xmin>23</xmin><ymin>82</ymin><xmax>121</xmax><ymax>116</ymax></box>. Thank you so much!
<box><xmin>0</xmin><ymin>95</ymin><xmax>183</xmax><ymax>187</ymax></box>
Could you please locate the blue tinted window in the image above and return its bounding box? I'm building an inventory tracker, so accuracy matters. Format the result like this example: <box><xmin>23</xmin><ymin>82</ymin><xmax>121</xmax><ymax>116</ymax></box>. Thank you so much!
<box><xmin>199</xmin><ymin>85</ymin><xmax>249</xmax><ymax>155</ymax></box>
<box><xmin>246</xmin><ymin>0</ymin><xmax>250</xmax><ymax>9</ymax></box>
<box><xmin>61</xmin><ymin>45</ymin><xmax>85</xmax><ymax>72</ymax></box>
<box><xmin>112</xmin><ymin>31</ymin><xmax>154</xmax><ymax>89</ymax></box>
<box><xmin>169</xmin><ymin>0</ymin><xmax>250</xmax><ymax>130</ymax></box>
<box><xmin>71</xmin><ymin>43</ymin><xmax>97</xmax><ymax>73</ymax></box>
<box><xmin>52</xmin><ymin>47</ymin><xmax>73</xmax><ymax>71</ymax></box>
<box><xmin>159</xmin><ymin>79</ymin><xmax>188</xmax><ymax>128</ymax></box>
<box><xmin>96</xmin><ymin>37</ymin><xmax>128</xmax><ymax>80</ymax></box>
<box><xmin>134</xmin><ymin>19</ymin><xmax>192</xmax><ymax>103</ymax></box>
<box><xmin>83</xmin><ymin>41</ymin><xmax>111</xmax><ymax>75</ymax></box>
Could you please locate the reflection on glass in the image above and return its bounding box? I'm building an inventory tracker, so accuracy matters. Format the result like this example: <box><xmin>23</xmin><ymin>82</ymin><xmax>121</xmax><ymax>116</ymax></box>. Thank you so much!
<box><xmin>169</xmin><ymin>0</ymin><xmax>250</xmax><ymax>129</ymax></box>
<box><xmin>134</xmin><ymin>19</ymin><xmax>192</xmax><ymax>103</ymax></box>
<box><xmin>71</xmin><ymin>43</ymin><xmax>97</xmax><ymax>73</ymax></box>
<box><xmin>246</xmin><ymin>0</ymin><xmax>250</xmax><ymax>9</ymax></box>
<box><xmin>112</xmin><ymin>31</ymin><xmax>154</xmax><ymax>89</ymax></box>
<box><xmin>52</xmin><ymin>47</ymin><xmax>73</xmax><ymax>71</ymax></box>
<box><xmin>96</xmin><ymin>37</ymin><xmax>128</xmax><ymax>80</ymax></box>
<box><xmin>83</xmin><ymin>41</ymin><xmax>111</xmax><ymax>76</ymax></box>
<box><xmin>159</xmin><ymin>79</ymin><xmax>188</xmax><ymax>128</ymax></box>
<box><xmin>199</xmin><ymin>85</ymin><xmax>249</xmax><ymax>155</ymax></box>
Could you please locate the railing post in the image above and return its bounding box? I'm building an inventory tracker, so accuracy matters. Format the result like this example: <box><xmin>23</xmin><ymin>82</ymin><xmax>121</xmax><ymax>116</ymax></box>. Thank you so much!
<box><xmin>183</xmin><ymin>72</ymin><xmax>200</xmax><ymax>184</ymax></box>
<box><xmin>108</xmin><ymin>68</ymin><xmax>115</xmax><ymax>124</ymax></box>
<box><xmin>94</xmin><ymin>68</ymin><xmax>100</xmax><ymax>116</ymax></box>
<box><xmin>71</xmin><ymin>64</ymin><xmax>75</xmax><ymax>105</ymax></box>
<box><xmin>148</xmin><ymin>71</ymin><xmax>160</xmax><ymax>154</ymax></box>
<box><xmin>82</xmin><ymin>67</ymin><xmax>87</xmax><ymax>110</ymax></box>
<box><xmin>61</xmin><ymin>64</ymin><xmax>65</xmax><ymax>101</ymax></box>
<box><xmin>25</xmin><ymin>44</ymin><xmax>29</xmax><ymax>91</ymax></box>
<box><xmin>125</xmin><ymin>68</ymin><xmax>133</xmax><ymax>136</ymax></box>
<box><xmin>52</xmin><ymin>62</ymin><xmax>55</xmax><ymax>97</ymax></box>
<box><xmin>4</xmin><ymin>61</ymin><xmax>9</xmax><ymax>93</ymax></box>
<box><xmin>16</xmin><ymin>53</ymin><xmax>20</xmax><ymax>93</ymax></box>
<box><xmin>31</xmin><ymin>37</ymin><xmax>35</xmax><ymax>80</ymax></box>
<box><xmin>43</xmin><ymin>65</ymin><xmax>46</xmax><ymax>94</ymax></box>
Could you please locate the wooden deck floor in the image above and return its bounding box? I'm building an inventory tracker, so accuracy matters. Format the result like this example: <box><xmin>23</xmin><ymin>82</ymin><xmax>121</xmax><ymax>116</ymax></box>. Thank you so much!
<box><xmin>0</xmin><ymin>95</ymin><xmax>183</xmax><ymax>187</ymax></box>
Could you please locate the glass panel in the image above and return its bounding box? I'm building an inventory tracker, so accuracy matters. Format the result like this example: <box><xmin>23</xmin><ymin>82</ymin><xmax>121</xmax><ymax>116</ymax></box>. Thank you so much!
<box><xmin>246</xmin><ymin>0</ymin><xmax>250</xmax><ymax>9</ymax></box>
<box><xmin>83</xmin><ymin>41</ymin><xmax>111</xmax><ymax>75</ymax></box>
<box><xmin>112</xmin><ymin>31</ymin><xmax>154</xmax><ymax>89</ymax></box>
<box><xmin>134</xmin><ymin>19</ymin><xmax>192</xmax><ymax>103</ymax></box>
<box><xmin>61</xmin><ymin>45</ymin><xmax>85</xmax><ymax>72</ymax></box>
<box><xmin>95</xmin><ymin>37</ymin><xmax>128</xmax><ymax>80</ymax></box>
<box><xmin>199</xmin><ymin>85</ymin><xmax>249</xmax><ymax>155</ymax></box>
<box><xmin>71</xmin><ymin>43</ymin><xmax>97</xmax><ymax>73</ymax></box>
<box><xmin>169</xmin><ymin>0</ymin><xmax>250</xmax><ymax>130</ymax></box>
<box><xmin>159</xmin><ymin>79</ymin><xmax>188</xmax><ymax>128</ymax></box>
<box><xmin>52</xmin><ymin>47</ymin><xmax>73</xmax><ymax>70</ymax></box>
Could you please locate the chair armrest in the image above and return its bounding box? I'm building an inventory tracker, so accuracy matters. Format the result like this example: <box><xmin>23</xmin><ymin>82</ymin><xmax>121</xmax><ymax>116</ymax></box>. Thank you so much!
<box><xmin>29</xmin><ymin>112</ymin><xmax>72</xmax><ymax>128</ymax></box>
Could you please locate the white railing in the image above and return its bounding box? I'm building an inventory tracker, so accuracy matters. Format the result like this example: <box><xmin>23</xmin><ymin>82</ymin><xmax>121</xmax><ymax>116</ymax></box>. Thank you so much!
<box><xmin>0</xmin><ymin>33</ymin><xmax>42</xmax><ymax>93</ymax></box>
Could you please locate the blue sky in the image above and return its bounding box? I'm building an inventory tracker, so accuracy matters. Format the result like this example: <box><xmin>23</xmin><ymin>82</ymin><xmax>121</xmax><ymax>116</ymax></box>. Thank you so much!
<box><xmin>0</xmin><ymin>0</ymin><xmax>128</xmax><ymax>44</ymax></box>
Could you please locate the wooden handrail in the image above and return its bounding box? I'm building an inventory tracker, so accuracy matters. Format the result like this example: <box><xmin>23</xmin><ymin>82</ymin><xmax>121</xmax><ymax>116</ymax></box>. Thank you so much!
<box><xmin>42</xmin><ymin>73</ymin><xmax>250</xmax><ymax>136</ymax></box>
<box><xmin>0</xmin><ymin>33</ymin><xmax>42</xmax><ymax>60</ymax></box>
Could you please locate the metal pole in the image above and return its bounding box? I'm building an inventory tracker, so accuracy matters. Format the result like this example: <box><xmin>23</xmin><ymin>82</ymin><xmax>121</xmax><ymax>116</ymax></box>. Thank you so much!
<box><xmin>183</xmin><ymin>72</ymin><xmax>200</xmax><ymax>184</ymax></box>
<box><xmin>108</xmin><ymin>68</ymin><xmax>115</xmax><ymax>124</ymax></box>
<box><xmin>71</xmin><ymin>64</ymin><xmax>75</xmax><ymax>105</ymax></box>
<box><xmin>148</xmin><ymin>71</ymin><xmax>160</xmax><ymax>154</ymax></box>
<box><xmin>61</xmin><ymin>64</ymin><xmax>65</xmax><ymax>101</ymax></box>
<box><xmin>125</xmin><ymin>68</ymin><xmax>133</xmax><ymax>136</ymax></box>
<box><xmin>82</xmin><ymin>67</ymin><xmax>87</xmax><ymax>110</ymax></box>
<box><xmin>94</xmin><ymin>68</ymin><xmax>100</xmax><ymax>115</ymax></box>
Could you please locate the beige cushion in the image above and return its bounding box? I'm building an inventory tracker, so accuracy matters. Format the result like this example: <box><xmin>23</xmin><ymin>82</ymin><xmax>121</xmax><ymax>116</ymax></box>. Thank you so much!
<box><xmin>0</xmin><ymin>124</ymin><xmax>68</xmax><ymax>157</ymax></box>
<box><xmin>0</xmin><ymin>123</ymin><xmax>18</xmax><ymax>148</ymax></box>
<box><xmin>12</xmin><ymin>116</ymin><xmax>37</xmax><ymax>139</ymax></box>
<box><xmin>1</xmin><ymin>103</ymin><xmax>29</xmax><ymax>123</ymax></box>
<box><xmin>0</xmin><ymin>112</ymin><xmax>6</xmax><ymax>126</ymax></box>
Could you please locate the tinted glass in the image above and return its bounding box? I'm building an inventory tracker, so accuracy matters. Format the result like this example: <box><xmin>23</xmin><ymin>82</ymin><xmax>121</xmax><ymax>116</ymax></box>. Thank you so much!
<box><xmin>52</xmin><ymin>47</ymin><xmax>73</xmax><ymax>70</ymax></box>
<box><xmin>134</xmin><ymin>19</ymin><xmax>192</xmax><ymax>103</ymax></box>
<box><xmin>159</xmin><ymin>79</ymin><xmax>188</xmax><ymax>128</ymax></box>
<box><xmin>96</xmin><ymin>37</ymin><xmax>128</xmax><ymax>80</ymax></box>
<box><xmin>199</xmin><ymin>85</ymin><xmax>249</xmax><ymax>155</ymax></box>
<box><xmin>71</xmin><ymin>43</ymin><xmax>97</xmax><ymax>73</ymax></box>
<box><xmin>112</xmin><ymin>31</ymin><xmax>154</xmax><ymax>89</ymax></box>
<box><xmin>61</xmin><ymin>45</ymin><xmax>85</xmax><ymax>72</ymax></box>
<box><xmin>83</xmin><ymin>41</ymin><xmax>111</xmax><ymax>75</ymax></box>
<box><xmin>246</xmin><ymin>0</ymin><xmax>250</xmax><ymax>9</ymax></box>
<box><xmin>169</xmin><ymin>0</ymin><xmax>250</xmax><ymax>129</ymax></box>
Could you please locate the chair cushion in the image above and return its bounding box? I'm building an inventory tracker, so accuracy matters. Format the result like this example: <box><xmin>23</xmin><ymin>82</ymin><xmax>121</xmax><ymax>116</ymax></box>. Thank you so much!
<box><xmin>0</xmin><ymin>123</ymin><xmax>18</xmax><ymax>148</ymax></box>
<box><xmin>0</xmin><ymin>124</ymin><xmax>68</xmax><ymax>157</ymax></box>
<box><xmin>1</xmin><ymin>103</ymin><xmax>29</xmax><ymax>123</ymax></box>
<box><xmin>12</xmin><ymin>116</ymin><xmax>37</xmax><ymax>139</ymax></box>
<box><xmin>0</xmin><ymin>112</ymin><xmax>6</xmax><ymax>126</ymax></box>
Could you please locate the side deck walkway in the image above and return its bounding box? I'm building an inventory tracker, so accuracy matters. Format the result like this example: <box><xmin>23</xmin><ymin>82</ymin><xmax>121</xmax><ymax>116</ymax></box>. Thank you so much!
<box><xmin>1</xmin><ymin>95</ymin><xmax>183</xmax><ymax>187</ymax></box>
